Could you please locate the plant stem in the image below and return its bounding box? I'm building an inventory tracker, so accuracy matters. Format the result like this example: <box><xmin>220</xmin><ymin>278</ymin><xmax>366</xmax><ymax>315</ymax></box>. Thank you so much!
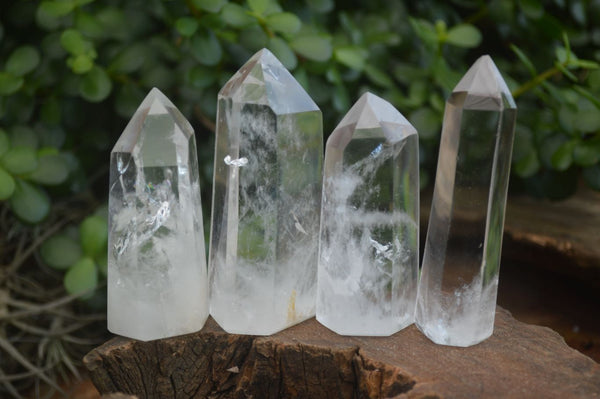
<box><xmin>512</xmin><ymin>65</ymin><xmax>561</xmax><ymax>98</ymax></box>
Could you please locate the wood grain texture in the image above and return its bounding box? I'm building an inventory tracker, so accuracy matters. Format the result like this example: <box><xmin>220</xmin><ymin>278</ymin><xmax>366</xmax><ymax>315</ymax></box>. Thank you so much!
<box><xmin>84</xmin><ymin>308</ymin><xmax>600</xmax><ymax>399</ymax></box>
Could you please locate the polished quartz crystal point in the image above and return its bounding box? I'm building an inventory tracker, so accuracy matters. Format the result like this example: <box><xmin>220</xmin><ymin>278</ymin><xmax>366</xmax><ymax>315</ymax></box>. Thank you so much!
<box><xmin>108</xmin><ymin>88</ymin><xmax>208</xmax><ymax>341</ymax></box>
<box><xmin>416</xmin><ymin>55</ymin><xmax>517</xmax><ymax>347</ymax></box>
<box><xmin>209</xmin><ymin>48</ymin><xmax>323</xmax><ymax>335</ymax></box>
<box><xmin>316</xmin><ymin>92</ymin><xmax>419</xmax><ymax>336</ymax></box>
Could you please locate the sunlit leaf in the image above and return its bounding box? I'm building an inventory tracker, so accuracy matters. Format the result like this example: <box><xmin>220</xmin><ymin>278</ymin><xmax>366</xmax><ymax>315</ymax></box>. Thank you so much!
<box><xmin>41</xmin><ymin>234</ymin><xmax>82</xmax><ymax>269</ymax></box>
<box><xmin>10</xmin><ymin>179</ymin><xmax>50</xmax><ymax>223</ymax></box>
<box><xmin>290</xmin><ymin>35</ymin><xmax>332</xmax><ymax>61</ymax></box>
<box><xmin>0</xmin><ymin>167</ymin><xmax>15</xmax><ymax>200</ymax></box>
<box><xmin>6</xmin><ymin>46</ymin><xmax>40</xmax><ymax>76</ymax></box>
<box><xmin>64</xmin><ymin>257</ymin><xmax>97</xmax><ymax>299</ymax></box>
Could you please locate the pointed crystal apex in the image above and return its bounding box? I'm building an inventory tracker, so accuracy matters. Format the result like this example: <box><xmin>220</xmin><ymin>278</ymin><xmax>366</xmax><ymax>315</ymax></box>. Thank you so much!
<box><xmin>452</xmin><ymin>55</ymin><xmax>515</xmax><ymax>110</ymax></box>
<box><xmin>330</xmin><ymin>92</ymin><xmax>416</xmax><ymax>148</ymax></box>
<box><xmin>113</xmin><ymin>87</ymin><xmax>194</xmax><ymax>154</ymax></box>
<box><xmin>219</xmin><ymin>48</ymin><xmax>318</xmax><ymax>114</ymax></box>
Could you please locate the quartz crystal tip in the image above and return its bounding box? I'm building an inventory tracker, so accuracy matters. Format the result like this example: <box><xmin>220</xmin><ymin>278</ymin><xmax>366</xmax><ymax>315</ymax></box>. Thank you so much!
<box><xmin>452</xmin><ymin>55</ymin><xmax>516</xmax><ymax>111</ymax></box>
<box><xmin>335</xmin><ymin>92</ymin><xmax>417</xmax><ymax>141</ymax></box>
<box><xmin>108</xmin><ymin>87</ymin><xmax>208</xmax><ymax>341</ymax></box>
<box><xmin>317</xmin><ymin>92</ymin><xmax>419</xmax><ymax>336</ymax></box>
<box><xmin>219</xmin><ymin>48</ymin><xmax>319</xmax><ymax>115</ymax></box>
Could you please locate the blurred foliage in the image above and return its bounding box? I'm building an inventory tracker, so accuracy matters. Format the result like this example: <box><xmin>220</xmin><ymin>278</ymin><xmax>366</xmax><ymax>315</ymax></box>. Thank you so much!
<box><xmin>0</xmin><ymin>0</ymin><xmax>599</xmax><ymax>395</ymax></box>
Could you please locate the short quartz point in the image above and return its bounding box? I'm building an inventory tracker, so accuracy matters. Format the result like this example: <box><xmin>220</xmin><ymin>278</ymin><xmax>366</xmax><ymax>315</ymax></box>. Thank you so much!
<box><xmin>108</xmin><ymin>88</ymin><xmax>208</xmax><ymax>341</ymax></box>
<box><xmin>316</xmin><ymin>93</ymin><xmax>419</xmax><ymax>336</ymax></box>
<box><xmin>209</xmin><ymin>49</ymin><xmax>323</xmax><ymax>335</ymax></box>
<box><xmin>415</xmin><ymin>55</ymin><xmax>517</xmax><ymax>347</ymax></box>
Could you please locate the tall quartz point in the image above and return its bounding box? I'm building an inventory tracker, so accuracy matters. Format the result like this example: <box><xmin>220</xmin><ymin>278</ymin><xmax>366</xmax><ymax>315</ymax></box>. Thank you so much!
<box><xmin>209</xmin><ymin>49</ymin><xmax>323</xmax><ymax>335</ymax></box>
<box><xmin>108</xmin><ymin>88</ymin><xmax>208</xmax><ymax>341</ymax></box>
<box><xmin>416</xmin><ymin>55</ymin><xmax>517</xmax><ymax>347</ymax></box>
<box><xmin>317</xmin><ymin>93</ymin><xmax>419</xmax><ymax>336</ymax></box>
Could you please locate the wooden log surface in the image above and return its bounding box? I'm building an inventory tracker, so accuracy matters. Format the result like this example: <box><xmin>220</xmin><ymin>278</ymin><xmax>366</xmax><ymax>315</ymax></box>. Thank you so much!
<box><xmin>503</xmin><ymin>187</ymin><xmax>600</xmax><ymax>286</ymax></box>
<box><xmin>84</xmin><ymin>307</ymin><xmax>600</xmax><ymax>399</ymax></box>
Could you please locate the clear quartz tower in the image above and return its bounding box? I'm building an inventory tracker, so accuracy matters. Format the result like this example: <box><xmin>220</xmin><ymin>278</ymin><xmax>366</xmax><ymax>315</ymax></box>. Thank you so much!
<box><xmin>209</xmin><ymin>48</ymin><xmax>323</xmax><ymax>335</ymax></box>
<box><xmin>416</xmin><ymin>55</ymin><xmax>517</xmax><ymax>347</ymax></box>
<box><xmin>317</xmin><ymin>93</ymin><xmax>419</xmax><ymax>336</ymax></box>
<box><xmin>108</xmin><ymin>88</ymin><xmax>208</xmax><ymax>341</ymax></box>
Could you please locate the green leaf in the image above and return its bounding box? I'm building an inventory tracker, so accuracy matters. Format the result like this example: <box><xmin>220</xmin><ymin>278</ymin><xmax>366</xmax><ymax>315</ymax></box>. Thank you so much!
<box><xmin>573</xmin><ymin>140</ymin><xmax>600</xmax><ymax>166</ymax></box>
<box><xmin>247</xmin><ymin>0</ymin><xmax>269</xmax><ymax>14</ymax></box>
<box><xmin>307</xmin><ymin>0</ymin><xmax>334</xmax><ymax>13</ymax></box>
<box><xmin>11</xmin><ymin>126</ymin><xmax>38</xmax><ymax>149</ymax></box>
<box><xmin>40</xmin><ymin>97</ymin><xmax>62</xmax><ymax>125</ymax></box>
<box><xmin>0</xmin><ymin>167</ymin><xmax>15</xmax><ymax>200</ymax></box>
<box><xmin>80</xmin><ymin>215</ymin><xmax>108</xmax><ymax>258</ymax></box>
<box><xmin>175</xmin><ymin>17</ymin><xmax>199</xmax><ymax>37</ymax></box>
<box><xmin>109</xmin><ymin>44</ymin><xmax>148</xmax><ymax>73</ymax></box>
<box><xmin>265</xmin><ymin>12</ymin><xmax>301</xmax><ymax>34</ymax></box>
<box><xmin>192</xmin><ymin>0</ymin><xmax>227</xmax><ymax>12</ymax></box>
<box><xmin>221</xmin><ymin>3</ymin><xmax>255</xmax><ymax>28</ymax></box>
<box><xmin>334</xmin><ymin>46</ymin><xmax>367</xmax><ymax>71</ymax></box>
<box><xmin>79</xmin><ymin>66</ymin><xmax>112</xmax><ymax>102</ymax></box>
<box><xmin>186</xmin><ymin>66</ymin><xmax>218</xmax><ymax>89</ymax></box>
<box><xmin>550</xmin><ymin>140</ymin><xmax>576</xmax><ymax>171</ymax></box>
<box><xmin>38</xmin><ymin>1</ymin><xmax>75</xmax><ymax>18</ymax></box>
<box><xmin>583</xmin><ymin>164</ymin><xmax>600</xmax><ymax>191</ymax></box>
<box><xmin>1</xmin><ymin>147</ymin><xmax>38</xmax><ymax>175</ymax></box>
<box><xmin>60</xmin><ymin>29</ymin><xmax>90</xmax><ymax>55</ymax></box>
<box><xmin>190</xmin><ymin>30</ymin><xmax>223</xmax><ymax>66</ymax></box>
<box><xmin>519</xmin><ymin>0</ymin><xmax>544</xmax><ymax>19</ymax></box>
<box><xmin>364</xmin><ymin>64</ymin><xmax>394</xmax><ymax>88</ymax></box>
<box><xmin>28</xmin><ymin>153</ymin><xmax>69</xmax><ymax>185</ymax></box>
<box><xmin>64</xmin><ymin>257</ymin><xmax>97</xmax><ymax>299</ymax></box>
<box><xmin>409</xmin><ymin>18</ymin><xmax>437</xmax><ymax>48</ymax></box>
<box><xmin>0</xmin><ymin>72</ymin><xmax>24</xmax><ymax>95</ymax></box>
<box><xmin>75</xmin><ymin>12</ymin><xmax>105</xmax><ymax>39</ymax></box>
<box><xmin>572</xmin><ymin>59</ymin><xmax>600</xmax><ymax>69</ymax></box>
<box><xmin>290</xmin><ymin>35</ymin><xmax>332</xmax><ymax>61</ymax></box>
<box><xmin>445</xmin><ymin>24</ymin><xmax>482</xmax><ymax>48</ymax></box>
<box><xmin>6</xmin><ymin>46</ymin><xmax>40</xmax><ymax>76</ymax></box>
<box><xmin>510</xmin><ymin>44</ymin><xmax>537</xmax><ymax>76</ymax></box>
<box><xmin>332</xmin><ymin>84</ymin><xmax>349</xmax><ymax>112</ymax></box>
<box><xmin>267</xmin><ymin>37</ymin><xmax>297</xmax><ymax>70</ymax></box>
<box><xmin>409</xmin><ymin>108</ymin><xmax>440</xmax><ymax>140</ymax></box>
<box><xmin>432</xmin><ymin>58</ymin><xmax>462</xmax><ymax>91</ymax></box>
<box><xmin>41</xmin><ymin>234</ymin><xmax>82</xmax><ymax>270</ymax></box>
<box><xmin>554</xmin><ymin>60</ymin><xmax>577</xmax><ymax>82</ymax></box>
<box><xmin>540</xmin><ymin>134</ymin><xmax>568</xmax><ymax>168</ymax></box>
<box><xmin>513</xmin><ymin>149</ymin><xmax>540</xmax><ymax>178</ymax></box>
<box><xmin>10</xmin><ymin>179</ymin><xmax>50</xmax><ymax>223</ymax></box>
<box><xmin>0</xmin><ymin>129</ymin><xmax>9</xmax><ymax>157</ymax></box>
<box><xmin>67</xmin><ymin>54</ymin><xmax>94</xmax><ymax>74</ymax></box>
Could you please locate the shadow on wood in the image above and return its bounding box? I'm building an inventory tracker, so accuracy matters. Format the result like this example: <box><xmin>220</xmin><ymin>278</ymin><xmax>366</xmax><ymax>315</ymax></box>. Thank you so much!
<box><xmin>84</xmin><ymin>308</ymin><xmax>600</xmax><ymax>398</ymax></box>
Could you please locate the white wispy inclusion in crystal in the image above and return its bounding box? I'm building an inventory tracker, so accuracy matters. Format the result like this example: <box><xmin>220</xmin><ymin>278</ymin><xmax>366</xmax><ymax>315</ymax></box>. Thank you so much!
<box><xmin>415</xmin><ymin>55</ymin><xmax>517</xmax><ymax>347</ymax></box>
<box><xmin>107</xmin><ymin>88</ymin><xmax>208</xmax><ymax>341</ymax></box>
<box><xmin>209</xmin><ymin>49</ymin><xmax>323</xmax><ymax>335</ymax></box>
<box><xmin>316</xmin><ymin>93</ymin><xmax>419</xmax><ymax>336</ymax></box>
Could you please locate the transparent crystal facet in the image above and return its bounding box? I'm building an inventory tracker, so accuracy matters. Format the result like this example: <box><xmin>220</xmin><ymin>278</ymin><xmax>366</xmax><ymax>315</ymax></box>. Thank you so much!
<box><xmin>415</xmin><ymin>55</ymin><xmax>517</xmax><ymax>347</ymax></box>
<box><xmin>209</xmin><ymin>49</ymin><xmax>323</xmax><ymax>335</ymax></box>
<box><xmin>316</xmin><ymin>93</ymin><xmax>419</xmax><ymax>336</ymax></box>
<box><xmin>108</xmin><ymin>88</ymin><xmax>208</xmax><ymax>341</ymax></box>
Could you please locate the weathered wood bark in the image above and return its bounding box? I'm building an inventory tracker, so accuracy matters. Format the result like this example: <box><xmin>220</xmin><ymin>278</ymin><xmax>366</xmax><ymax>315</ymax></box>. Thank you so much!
<box><xmin>503</xmin><ymin>187</ymin><xmax>600</xmax><ymax>287</ymax></box>
<box><xmin>84</xmin><ymin>308</ymin><xmax>600</xmax><ymax>399</ymax></box>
